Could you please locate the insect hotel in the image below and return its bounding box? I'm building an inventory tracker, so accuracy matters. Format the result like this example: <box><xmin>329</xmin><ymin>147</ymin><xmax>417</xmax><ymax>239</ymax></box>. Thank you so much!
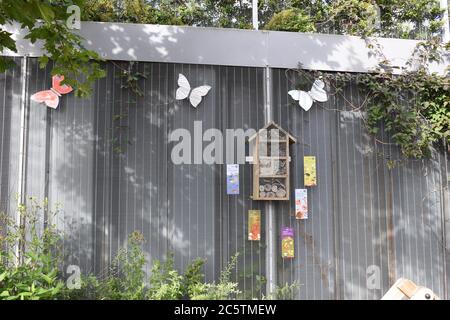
<box><xmin>249</xmin><ymin>122</ymin><xmax>296</xmax><ymax>201</ymax></box>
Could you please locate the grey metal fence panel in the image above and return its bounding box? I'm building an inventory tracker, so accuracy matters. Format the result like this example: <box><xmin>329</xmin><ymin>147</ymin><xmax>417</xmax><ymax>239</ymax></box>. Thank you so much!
<box><xmin>389</xmin><ymin>149</ymin><xmax>447</xmax><ymax>298</ymax></box>
<box><xmin>0</xmin><ymin>58</ymin><xmax>448</xmax><ymax>299</ymax></box>
<box><xmin>272</xmin><ymin>69</ymin><xmax>338</xmax><ymax>300</ymax></box>
<box><xmin>0</xmin><ymin>57</ymin><xmax>22</xmax><ymax>235</ymax></box>
<box><xmin>167</xmin><ymin>64</ymin><xmax>267</xmax><ymax>293</ymax></box>
<box><xmin>444</xmin><ymin>149</ymin><xmax>450</xmax><ymax>298</ymax></box>
<box><xmin>21</xmin><ymin>59</ymin><xmax>267</xmax><ymax>292</ymax></box>
<box><xmin>23</xmin><ymin>59</ymin><xmax>97</xmax><ymax>273</ymax></box>
<box><xmin>271</xmin><ymin>68</ymin><xmax>449</xmax><ymax>299</ymax></box>
<box><xmin>214</xmin><ymin>66</ymin><xmax>266</xmax><ymax>297</ymax></box>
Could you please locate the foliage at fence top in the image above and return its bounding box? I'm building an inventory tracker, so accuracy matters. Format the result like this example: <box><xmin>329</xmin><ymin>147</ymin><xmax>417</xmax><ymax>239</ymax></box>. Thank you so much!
<box><xmin>0</xmin><ymin>0</ymin><xmax>105</xmax><ymax>97</ymax></box>
<box><xmin>0</xmin><ymin>1</ymin><xmax>449</xmax><ymax>159</ymax></box>
<box><xmin>294</xmin><ymin>39</ymin><xmax>449</xmax><ymax>160</ymax></box>
<box><xmin>82</xmin><ymin>0</ymin><xmax>444</xmax><ymax>39</ymax></box>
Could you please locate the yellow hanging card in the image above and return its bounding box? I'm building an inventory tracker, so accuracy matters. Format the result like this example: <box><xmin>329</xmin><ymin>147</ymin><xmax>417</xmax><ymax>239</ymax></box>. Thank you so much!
<box><xmin>304</xmin><ymin>156</ymin><xmax>317</xmax><ymax>187</ymax></box>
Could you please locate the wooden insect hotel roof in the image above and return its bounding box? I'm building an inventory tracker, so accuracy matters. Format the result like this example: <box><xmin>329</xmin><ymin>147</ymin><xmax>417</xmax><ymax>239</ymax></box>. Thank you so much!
<box><xmin>248</xmin><ymin>121</ymin><xmax>297</xmax><ymax>144</ymax></box>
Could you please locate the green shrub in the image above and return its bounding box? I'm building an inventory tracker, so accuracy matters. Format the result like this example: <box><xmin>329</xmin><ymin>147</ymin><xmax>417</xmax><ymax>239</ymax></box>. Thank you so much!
<box><xmin>181</xmin><ymin>257</ymin><xmax>206</xmax><ymax>298</ymax></box>
<box><xmin>0</xmin><ymin>199</ymin><xmax>65</xmax><ymax>300</ymax></box>
<box><xmin>62</xmin><ymin>238</ymin><xmax>241</xmax><ymax>300</ymax></box>
<box><xmin>270</xmin><ymin>281</ymin><xmax>301</xmax><ymax>300</ymax></box>
<box><xmin>265</xmin><ymin>9</ymin><xmax>316</xmax><ymax>33</ymax></box>
<box><xmin>102</xmin><ymin>231</ymin><xmax>147</xmax><ymax>300</ymax></box>
<box><xmin>60</xmin><ymin>231</ymin><xmax>149</xmax><ymax>300</ymax></box>
<box><xmin>147</xmin><ymin>253</ymin><xmax>183</xmax><ymax>300</ymax></box>
<box><xmin>1</xmin><ymin>199</ymin><xmax>244</xmax><ymax>300</ymax></box>
<box><xmin>60</xmin><ymin>274</ymin><xmax>102</xmax><ymax>300</ymax></box>
<box><xmin>190</xmin><ymin>253</ymin><xmax>241</xmax><ymax>300</ymax></box>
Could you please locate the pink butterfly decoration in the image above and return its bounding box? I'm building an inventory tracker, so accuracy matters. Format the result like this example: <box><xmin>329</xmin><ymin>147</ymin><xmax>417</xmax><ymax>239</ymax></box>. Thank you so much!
<box><xmin>30</xmin><ymin>75</ymin><xmax>73</xmax><ymax>109</ymax></box>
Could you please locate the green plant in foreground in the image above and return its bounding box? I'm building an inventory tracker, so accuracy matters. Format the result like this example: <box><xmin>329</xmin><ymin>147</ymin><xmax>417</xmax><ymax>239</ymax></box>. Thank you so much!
<box><xmin>147</xmin><ymin>253</ymin><xmax>183</xmax><ymax>300</ymax></box>
<box><xmin>101</xmin><ymin>231</ymin><xmax>147</xmax><ymax>300</ymax></box>
<box><xmin>1</xmin><ymin>198</ymin><xmax>244</xmax><ymax>300</ymax></box>
<box><xmin>190</xmin><ymin>253</ymin><xmax>241</xmax><ymax>300</ymax></box>
<box><xmin>181</xmin><ymin>257</ymin><xmax>206</xmax><ymax>299</ymax></box>
<box><xmin>62</xmin><ymin>237</ymin><xmax>239</xmax><ymax>300</ymax></box>
<box><xmin>270</xmin><ymin>281</ymin><xmax>301</xmax><ymax>300</ymax></box>
<box><xmin>60</xmin><ymin>274</ymin><xmax>101</xmax><ymax>300</ymax></box>
<box><xmin>0</xmin><ymin>199</ymin><xmax>65</xmax><ymax>300</ymax></box>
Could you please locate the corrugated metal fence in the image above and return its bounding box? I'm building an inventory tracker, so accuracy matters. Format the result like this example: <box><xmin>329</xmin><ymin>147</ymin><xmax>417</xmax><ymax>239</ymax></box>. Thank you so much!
<box><xmin>0</xmin><ymin>58</ymin><xmax>448</xmax><ymax>299</ymax></box>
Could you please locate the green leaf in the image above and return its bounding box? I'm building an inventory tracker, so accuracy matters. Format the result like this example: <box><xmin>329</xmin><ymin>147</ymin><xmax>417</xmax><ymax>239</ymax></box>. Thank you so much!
<box><xmin>35</xmin><ymin>2</ymin><xmax>55</xmax><ymax>22</ymax></box>
<box><xmin>19</xmin><ymin>292</ymin><xmax>33</xmax><ymax>297</ymax></box>
<box><xmin>0</xmin><ymin>57</ymin><xmax>16</xmax><ymax>73</ymax></box>
<box><xmin>0</xmin><ymin>290</ymin><xmax>10</xmax><ymax>297</ymax></box>
<box><xmin>39</xmin><ymin>56</ymin><xmax>49</xmax><ymax>69</ymax></box>
<box><xmin>41</xmin><ymin>274</ymin><xmax>53</xmax><ymax>285</ymax></box>
<box><xmin>0</xmin><ymin>271</ymin><xmax>7</xmax><ymax>282</ymax></box>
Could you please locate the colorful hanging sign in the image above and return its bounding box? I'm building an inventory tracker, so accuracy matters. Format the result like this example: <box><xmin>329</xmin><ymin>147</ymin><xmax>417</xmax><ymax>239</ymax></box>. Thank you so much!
<box><xmin>175</xmin><ymin>73</ymin><xmax>211</xmax><ymax>108</ymax></box>
<box><xmin>281</xmin><ymin>227</ymin><xmax>295</xmax><ymax>259</ymax></box>
<box><xmin>248</xmin><ymin>210</ymin><xmax>261</xmax><ymax>241</ymax></box>
<box><xmin>295</xmin><ymin>189</ymin><xmax>308</xmax><ymax>220</ymax></box>
<box><xmin>304</xmin><ymin>156</ymin><xmax>317</xmax><ymax>187</ymax></box>
<box><xmin>226</xmin><ymin>164</ymin><xmax>239</xmax><ymax>195</ymax></box>
<box><xmin>30</xmin><ymin>75</ymin><xmax>73</xmax><ymax>109</ymax></box>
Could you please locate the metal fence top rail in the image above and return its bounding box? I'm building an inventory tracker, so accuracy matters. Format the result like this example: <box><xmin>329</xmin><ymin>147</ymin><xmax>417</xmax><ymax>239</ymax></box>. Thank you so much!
<box><xmin>1</xmin><ymin>21</ymin><xmax>448</xmax><ymax>73</ymax></box>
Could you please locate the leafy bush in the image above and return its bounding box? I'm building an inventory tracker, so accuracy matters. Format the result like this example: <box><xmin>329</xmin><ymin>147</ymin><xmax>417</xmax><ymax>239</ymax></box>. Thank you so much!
<box><xmin>60</xmin><ymin>274</ymin><xmax>102</xmax><ymax>300</ymax></box>
<box><xmin>62</xmin><ymin>236</ymin><xmax>241</xmax><ymax>300</ymax></box>
<box><xmin>190</xmin><ymin>254</ymin><xmax>241</xmax><ymax>300</ymax></box>
<box><xmin>265</xmin><ymin>281</ymin><xmax>301</xmax><ymax>300</ymax></box>
<box><xmin>147</xmin><ymin>253</ymin><xmax>183</xmax><ymax>300</ymax></box>
<box><xmin>180</xmin><ymin>257</ymin><xmax>206</xmax><ymax>298</ymax></box>
<box><xmin>82</xmin><ymin>0</ymin><xmax>184</xmax><ymax>25</ymax></box>
<box><xmin>1</xmin><ymin>199</ymin><xmax>244</xmax><ymax>300</ymax></box>
<box><xmin>0</xmin><ymin>199</ymin><xmax>65</xmax><ymax>300</ymax></box>
<box><xmin>80</xmin><ymin>0</ymin><xmax>443</xmax><ymax>40</ymax></box>
<box><xmin>102</xmin><ymin>231</ymin><xmax>148</xmax><ymax>300</ymax></box>
<box><xmin>265</xmin><ymin>9</ymin><xmax>316</xmax><ymax>33</ymax></box>
<box><xmin>64</xmin><ymin>231</ymin><xmax>149</xmax><ymax>300</ymax></box>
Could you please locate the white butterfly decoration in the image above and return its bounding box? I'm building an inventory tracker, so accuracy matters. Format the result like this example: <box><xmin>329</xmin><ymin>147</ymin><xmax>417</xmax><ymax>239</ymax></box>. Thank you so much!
<box><xmin>175</xmin><ymin>73</ymin><xmax>211</xmax><ymax>108</ymax></box>
<box><xmin>288</xmin><ymin>79</ymin><xmax>328</xmax><ymax>111</ymax></box>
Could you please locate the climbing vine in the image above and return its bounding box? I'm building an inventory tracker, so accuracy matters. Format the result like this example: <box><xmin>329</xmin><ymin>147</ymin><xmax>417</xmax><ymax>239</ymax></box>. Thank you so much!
<box><xmin>359</xmin><ymin>39</ymin><xmax>449</xmax><ymax>159</ymax></box>
<box><xmin>293</xmin><ymin>39</ymin><xmax>449</xmax><ymax>160</ymax></box>
<box><xmin>358</xmin><ymin>67</ymin><xmax>449</xmax><ymax>159</ymax></box>
<box><xmin>117</xmin><ymin>61</ymin><xmax>147</xmax><ymax>97</ymax></box>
